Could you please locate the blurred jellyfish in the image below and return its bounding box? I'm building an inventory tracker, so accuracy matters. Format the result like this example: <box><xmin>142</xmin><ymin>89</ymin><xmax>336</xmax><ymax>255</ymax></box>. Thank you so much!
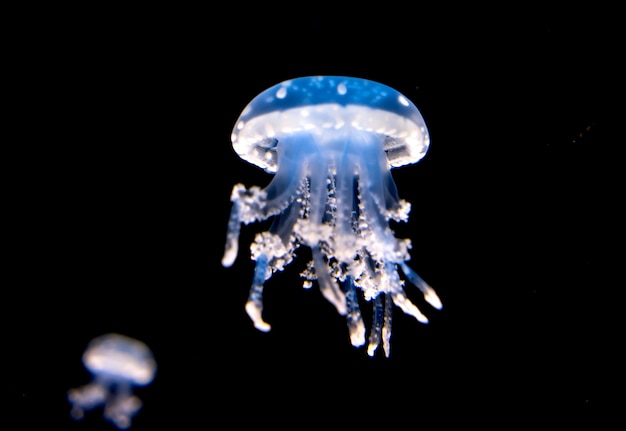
<box><xmin>222</xmin><ymin>76</ymin><xmax>442</xmax><ymax>357</ymax></box>
<box><xmin>68</xmin><ymin>333</ymin><xmax>157</xmax><ymax>429</ymax></box>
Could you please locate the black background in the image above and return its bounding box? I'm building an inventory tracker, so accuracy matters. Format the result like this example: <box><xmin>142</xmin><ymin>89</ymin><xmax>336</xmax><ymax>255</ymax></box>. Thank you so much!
<box><xmin>8</xmin><ymin>3</ymin><xmax>623</xmax><ymax>429</ymax></box>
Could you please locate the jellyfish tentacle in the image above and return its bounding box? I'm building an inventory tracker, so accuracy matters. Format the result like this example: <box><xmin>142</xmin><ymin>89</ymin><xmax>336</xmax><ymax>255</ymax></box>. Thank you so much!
<box><xmin>391</xmin><ymin>290</ymin><xmax>429</xmax><ymax>323</ymax></box>
<box><xmin>104</xmin><ymin>388</ymin><xmax>142</xmax><ymax>430</ymax></box>
<box><xmin>311</xmin><ymin>244</ymin><xmax>347</xmax><ymax>315</ymax></box>
<box><xmin>245</xmin><ymin>253</ymin><xmax>271</xmax><ymax>331</ymax></box>
<box><xmin>357</xmin><ymin>145</ymin><xmax>437</xmax><ymax>325</ymax></box>
<box><xmin>332</xmin><ymin>141</ymin><xmax>361</xmax><ymax>261</ymax></box>
<box><xmin>335</xmin><ymin>138</ymin><xmax>357</xmax><ymax>236</ymax></box>
<box><xmin>343</xmin><ymin>275</ymin><xmax>366</xmax><ymax>347</ymax></box>
<box><xmin>367</xmin><ymin>293</ymin><xmax>385</xmax><ymax>356</ymax></box>
<box><xmin>269</xmin><ymin>182</ymin><xmax>307</xmax><ymax>242</ymax></box>
<box><xmin>382</xmin><ymin>291</ymin><xmax>393</xmax><ymax>357</ymax></box>
<box><xmin>262</xmin><ymin>153</ymin><xmax>306</xmax><ymax>218</ymax></box>
<box><xmin>222</xmin><ymin>183</ymin><xmax>266</xmax><ymax>267</ymax></box>
<box><xmin>304</xmin><ymin>158</ymin><xmax>327</xmax><ymax>225</ymax></box>
<box><xmin>222</xmin><ymin>159</ymin><xmax>305</xmax><ymax>268</ymax></box>
<box><xmin>259</xmin><ymin>134</ymin><xmax>313</xmax><ymax>221</ymax></box>
<box><xmin>385</xmin><ymin>261</ymin><xmax>428</xmax><ymax>323</ymax></box>
<box><xmin>363</xmin><ymin>292</ymin><xmax>398</xmax><ymax>358</ymax></box>
<box><xmin>295</xmin><ymin>150</ymin><xmax>348</xmax><ymax>315</ymax></box>
<box><xmin>68</xmin><ymin>383</ymin><xmax>108</xmax><ymax>420</ymax></box>
<box><xmin>222</xmin><ymin>196</ymin><xmax>243</xmax><ymax>267</ymax></box>
<box><xmin>400</xmin><ymin>261</ymin><xmax>443</xmax><ymax>310</ymax></box>
<box><xmin>359</xmin><ymin>134</ymin><xmax>398</xmax><ymax>227</ymax></box>
<box><xmin>222</xmin><ymin>135</ymin><xmax>308</xmax><ymax>266</ymax></box>
<box><xmin>330</xmin><ymin>140</ymin><xmax>369</xmax><ymax>345</ymax></box>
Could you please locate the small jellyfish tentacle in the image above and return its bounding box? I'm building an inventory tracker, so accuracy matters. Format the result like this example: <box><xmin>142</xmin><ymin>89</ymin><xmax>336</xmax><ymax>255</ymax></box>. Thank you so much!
<box><xmin>68</xmin><ymin>382</ymin><xmax>108</xmax><ymax>419</ymax></box>
<box><xmin>222</xmin><ymin>193</ymin><xmax>243</xmax><ymax>267</ymax></box>
<box><xmin>296</xmin><ymin>154</ymin><xmax>348</xmax><ymax>315</ymax></box>
<box><xmin>358</xmin><ymin>140</ymin><xmax>410</xmax><ymax>224</ymax></box>
<box><xmin>334</xmin><ymin>143</ymin><xmax>358</xmax><ymax>235</ymax></box>
<box><xmin>261</xmin><ymin>156</ymin><xmax>307</xmax><ymax>217</ymax></box>
<box><xmin>222</xmin><ymin>183</ymin><xmax>265</xmax><ymax>267</ymax></box>
<box><xmin>366</xmin><ymin>293</ymin><xmax>385</xmax><ymax>356</ymax></box>
<box><xmin>311</xmin><ymin>244</ymin><xmax>347</xmax><ymax>315</ymax></box>
<box><xmin>303</xmin><ymin>153</ymin><xmax>329</xmax><ymax>225</ymax></box>
<box><xmin>382</xmin><ymin>291</ymin><xmax>393</xmax><ymax>357</ymax></box>
<box><xmin>382</xmin><ymin>162</ymin><xmax>401</xmax><ymax>203</ymax></box>
<box><xmin>358</xmin><ymin>147</ymin><xmax>441</xmax><ymax>325</ymax></box>
<box><xmin>358</xmin><ymin>190</ymin><xmax>405</xmax><ymax>266</ymax></box>
<box><xmin>250</xmin><ymin>228</ymin><xmax>298</xmax><ymax>282</ymax></box>
<box><xmin>332</xmin><ymin>146</ymin><xmax>363</xmax><ymax>262</ymax></box>
<box><xmin>343</xmin><ymin>274</ymin><xmax>366</xmax><ymax>347</ymax></box>
<box><xmin>260</xmin><ymin>134</ymin><xmax>315</xmax><ymax>219</ymax></box>
<box><xmin>104</xmin><ymin>389</ymin><xmax>142</xmax><ymax>430</ymax></box>
<box><xmin>367</xmin><ymin>271</ymin><xmax>399</xmax><ymax>357</ymax></box>
<box><xmin>356</xmin><ymin>150</ymin><xmax>436</xmax><ymax>354</ymax></box>
<box><xmin>387</xmin><ymin>261</ymin><xmax>429</xmax><ymax>323</ymax></box>
<box><xmin>245</xmin><ymin>228</ymin><xmax>299</xmax><ymax>331</ymax></box>
<box><xmin>245</xmin><ymin>252</ymin><xmax>271</xmax><ymax>331</ymax></box>
<box><xmin>359</xmin><ymin>135</ymin><xmax>398</xmax><ymax>226</ymax></box>
<box><xmin>222</xmin><ymin>160</ymin><xmax>306</xmax><ymax>268</ymax></box>
<box><xmin>356</xmin><ymin>151</ymin><xmax>402</xmax><ymax>255</ymax></box>
<box><xmin>400</xmin><ymin>261</ymin><xmax>443</xmax><ymax>310</ymax></box>
<box><xmin>269</xmin><ymin>182</ymin><xmax>307</xmax><ymax>241</ymax></box>
<box><xmin>376</xmin><ymin>151</ymin><xmax>412</xmax><ymax>223</ymax></box>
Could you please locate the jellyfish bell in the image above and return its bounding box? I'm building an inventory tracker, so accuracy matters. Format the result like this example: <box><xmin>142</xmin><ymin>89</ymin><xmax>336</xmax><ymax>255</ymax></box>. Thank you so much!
<box><xmin>83</xmin><ymin>333</ymin><xmax>157</xmax><ymax>386</ymax></box>
<box><xmin>68</xmin><ymin>333</ymin><xmax>157</xmax><ymax>429</ymax></box>
<box><xmin>223</xmin><ymin>76</ymin><xmax>441</xmax><ymax>357</ymax></box>
<box><xmin>231</xmin><ymin>75</ymin><xmax>430</xmax><ymax>174</ymax></box>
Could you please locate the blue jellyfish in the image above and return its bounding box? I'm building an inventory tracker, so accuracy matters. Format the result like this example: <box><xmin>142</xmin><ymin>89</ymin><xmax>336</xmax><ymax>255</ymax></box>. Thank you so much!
<box><xmin>222</xmin><ymin>76</ymin><xmax>442</xmax><ymax>357</ymax></box>
<box><xmin>68</xmin><ymin>333</ymin><xmax>157</xmax><ymax>429</ymax></box>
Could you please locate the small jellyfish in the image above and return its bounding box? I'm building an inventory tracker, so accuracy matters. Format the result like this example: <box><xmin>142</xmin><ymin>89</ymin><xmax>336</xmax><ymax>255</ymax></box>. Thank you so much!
<box><xmin>68</xmin><ymin>333</ymin><xmax>157</xmax><ymax>429</ymax></box>
<box><xmin>222</xmin><ymin>76</ymin><xmax>442</xmax><ymax>357</ymax></box>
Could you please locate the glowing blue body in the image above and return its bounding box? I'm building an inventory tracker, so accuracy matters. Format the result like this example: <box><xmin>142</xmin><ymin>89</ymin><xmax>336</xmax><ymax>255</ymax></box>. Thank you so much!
<box><xmin>223</xmin><ymin>76</ymin><xmax>441</xmax><ymax>357</ymax></box>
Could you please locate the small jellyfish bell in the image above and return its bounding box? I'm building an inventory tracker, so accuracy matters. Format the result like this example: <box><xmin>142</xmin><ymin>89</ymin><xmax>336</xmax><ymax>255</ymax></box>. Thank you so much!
<box><xmin>68</xmin><ymin>333</ymin><xmax>157</xmax><ymax>429</ymax></box>
<box><xmin>222</xmin><ymin>75</ymin><xmax>442</xmax><ymax>357</ymax></box>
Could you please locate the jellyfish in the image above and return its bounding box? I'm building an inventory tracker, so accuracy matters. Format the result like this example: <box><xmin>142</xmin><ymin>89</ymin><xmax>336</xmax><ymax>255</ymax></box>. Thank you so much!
<box><xmin>67</xmin><ymin>333</ymin><xmax>157</xmax><ymax>429</ymax></box>
<box><xmin>222</xmin><ymin>75</ymin><xmax>442</xmax><ymax>357</ymax></box>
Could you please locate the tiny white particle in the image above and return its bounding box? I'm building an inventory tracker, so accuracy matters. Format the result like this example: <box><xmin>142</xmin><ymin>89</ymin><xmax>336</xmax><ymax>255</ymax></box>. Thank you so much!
<box><xmin>276</xmin><ymin>87</ymin><xmax>287</xmax><ymax>99</ymax></box>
